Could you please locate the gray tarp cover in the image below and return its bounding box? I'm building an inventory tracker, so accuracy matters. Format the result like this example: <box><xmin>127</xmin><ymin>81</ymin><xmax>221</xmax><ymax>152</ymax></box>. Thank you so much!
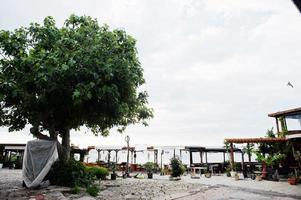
<box><xmin>22</xmin><ymin>139</ymin><xmax>59</xmax><ymax>188</ymax></box>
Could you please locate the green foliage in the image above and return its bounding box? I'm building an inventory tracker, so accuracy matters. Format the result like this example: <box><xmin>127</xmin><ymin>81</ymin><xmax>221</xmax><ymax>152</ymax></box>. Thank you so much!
<box><xmin>256</xmin><ymin>127</ymin><xmax>291</xmax><ymax>166</ymax></box>
<box><xmin>255</xmin><ymin>151</ymin><xmax>286</xmax><ymax>167</ymax></box>
<box><xmin>223</xmin><ymin>141</ymin><xmax>230</xmax><ymax>152</ymax></box>
<box><xmin>48</xmin><ymin>159</ymin><xmax>93</xmax><ymax>187</ymax></box>
<box><xmin>293</xmin><ymin>150</ymin><xmax>301</xmax><ymax>162</ymax></box>
<box><xmin>48</xmin><ymin>159</ymin><xmax>102</xmax><ymax>196</ymax></box>
<box><xmin>70</xmin><ymin>185</ymin><xmax>81</xmax><ymax>194</ymax></box>
<box><xmin>233</xmin><ymin>162</ymin><xmax>241</xmax><ymax>171</ymax></box>
<box><xmin>242</xmin><ymin>143</ymin><xmax>254</xmax><ymax>156</ymax></box>
<box><xmin>0</xmin><ymin>14</ymin><xmax>153</xmax><ymax>138</ymax></box>
<box><xmin>170</xmin><ymin>157</ymin><xmax>185</xmax><ymax>177</ymax></box>
<box><xmin>278</xmin><ymin>117</ymin><xmax>288</xmax><ymax>137</ymax></box>
<box><xmin>225</xmin><ymin>167</ymin><xmax>231</xmax><ymax>177</ymax></box>
<box><xmin>143</xmin><ymin>162</ymin><xmax>155</xmax><ymax>173</ymax></box>
<box><xmin>86</xmin><ymin>166</ymin><xmax>109</xmax><ymax>180</ymax></box>
<box><xmin>86</xmin><ymin>185</ymin><xmax>100</xmax><ymax>197</ymax></box>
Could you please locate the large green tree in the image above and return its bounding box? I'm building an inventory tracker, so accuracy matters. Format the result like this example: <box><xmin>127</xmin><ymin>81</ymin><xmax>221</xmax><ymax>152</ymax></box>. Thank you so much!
<box><xmin>0</xmin><ymin>15</ymin><xmax>153</xmax><ymax>159</ymax></box>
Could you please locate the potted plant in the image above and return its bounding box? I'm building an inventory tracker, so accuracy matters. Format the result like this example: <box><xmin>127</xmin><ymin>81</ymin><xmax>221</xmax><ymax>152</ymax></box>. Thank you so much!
<box><xmin>226</xmin><ymin>169</ymin><xmax>231</xmax><ymax>177</ymax></box>
<box><xmin>256</xmin><ymin>174</ymin><xmax>262</xmax><ymax>181</ymax></box>
<box><xmin>204</xmin><ymin>169</ymin><xmax>212</xmax><ymax>178</ymax></box>
<box><xmin>234</xmin><ymin>173</ymin><xmax>239</xmax><ymax>181</ymax></box>
<box><xmin>144</xmin><ymin>162</ymin><xmax>155</xmax><ymax>179</ymax></box>
<box><xmin>255</xmin><ymin>151</ymin><xmax>285</xmax><ymax>179</ymax></box>
<box><xmin>288</xmin><ymin>173</ymin><xmax>298</xmax><ymax>185</ymax></box>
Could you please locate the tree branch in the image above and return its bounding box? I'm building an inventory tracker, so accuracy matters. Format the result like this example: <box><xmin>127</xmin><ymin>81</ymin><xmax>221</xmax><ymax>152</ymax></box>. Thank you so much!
<box><xmin>30</xmin><ymin>126</ymin><xmax>52</xmax><ymax>140</ymax></box>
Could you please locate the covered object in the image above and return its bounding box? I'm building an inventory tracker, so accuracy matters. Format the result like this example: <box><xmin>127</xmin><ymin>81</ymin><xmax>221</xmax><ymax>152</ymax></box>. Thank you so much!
<box><xmin>22</xmin><ymin>139</ymin><xmax>59</xmax><ymax>188</ymax></box>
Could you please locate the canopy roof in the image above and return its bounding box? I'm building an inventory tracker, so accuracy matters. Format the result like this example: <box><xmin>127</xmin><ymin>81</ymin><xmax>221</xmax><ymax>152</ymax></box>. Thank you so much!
<box><xmin>225</xmin><ymin>137</ymin><xmax>288</xmax><ymax>144</ymax></box>
<box><xmin>184</xmin><ymin>146</ymin><xmax>241</xmax><ymax>152</ymax></box>
<box><xmin>268</xmin><ymin>107</ymin><xmax>301</xmax><ymax>118</ymax></box>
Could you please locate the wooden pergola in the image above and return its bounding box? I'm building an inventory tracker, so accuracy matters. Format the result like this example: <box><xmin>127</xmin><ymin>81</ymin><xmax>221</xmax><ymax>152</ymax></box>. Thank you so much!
<box><xmin>71</xmin><ymin>145</ymin><xmax>95</xmax><ymax>162</ymax></box>
<box><xmin>184</xmin><ymin>146</ymin><xmax>242</xmax><ymax>167</ymax></box>
<box><xmin>0</xmin><ymin>143</ymin><xmax>26</xmax><ymax>168</ymax></box>
<box><xmin>96</xmin><ymin>146</ymin><xmax>159</xmax><ymax>166</ymax></box>
<box><xmin>224</xmin><ymin>137</ymin><xmax>288</xmax><ymax>169</ymax></box>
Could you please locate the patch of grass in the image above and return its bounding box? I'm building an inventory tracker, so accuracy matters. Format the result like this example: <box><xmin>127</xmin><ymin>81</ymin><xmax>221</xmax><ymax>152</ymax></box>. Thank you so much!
<box><xmin>70</xmin><ymin>185</ymin><xmax>81</xmax><ymax>194</ymax></box>
<box><xmin>86</xmin><ymin>185</ymin><xmax>100</xmax><ymax>197</ymax></box>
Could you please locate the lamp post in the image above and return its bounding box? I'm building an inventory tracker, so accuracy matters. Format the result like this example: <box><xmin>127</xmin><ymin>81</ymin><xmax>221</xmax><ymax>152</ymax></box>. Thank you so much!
<box><xmin>160</xmin><ymin>150</ymin><xmax>164</xmax><ymax>175</ymax></box>
<box><xmin>125</xmin><ymin>135</ymin><xmax>130</xmax><ymax>177</ymax></box>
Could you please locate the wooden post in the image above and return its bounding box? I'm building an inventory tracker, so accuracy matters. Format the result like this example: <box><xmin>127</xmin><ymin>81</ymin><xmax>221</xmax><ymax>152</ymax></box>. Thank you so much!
<box><xmin>107</xmin><ymin>150</ymin><xmax>111</xmax><ymax>164</ymax></box>
<box><xmin>275</xmin><ymin>117</ymin><xmax>280</xmax><ymax>134</ymax></box>
<box><xmin>200</xmin><ymin>151</ymin><xmax>203</xmax><ymax>163</ymax></box>
<box><xmin>115</xmin><ymin>150</ymin><xmax>118</xmax><ymax>164</ymax></box>
<box><xmin>134</xmin><ymin>151</ymin><xmax>137</xmax><ymax>164</ymax></box>
<box><xmin>154</xmin><ymin>150</ymin><xmax>158</xmax><ymax>165</ymax></box>
<box><xmin>97</xmin><ymin>149</ymin><xmax>101</xmax><ymax>162</ymax></box>
<box><xmin>79</xmin><ymin>153</ymin><xmax>85</xmax><ymax>162</ymax></box>
<box><xmin>8</xmin><ymin>151</ymin><xmax>12</xmax><ymax>165</ymax></box>
<box><xmin>0</xmin><ymin>148</ymin><xmax>3</xmax><ymax>162</ymax></box>
<box><xmin>205</xmin><ymin>152</ymin><xmax>208</xmax><ymax>164</ymax></box>
<box><xmin>189</xmin><ymin>151</ymin><xmax>193</xmax><ymax>166</ymax></box>
<box><xmin>223</xmin><ymin>152</ymin><xmax>226</xmax><ymax>163</ymax></box>
<box><xmin>222</xmin><ymin>151</ymin><xmax>226</xmax><ymax>172</ymax></box>
<box><xmin>4</xmin><ymin>150</ymin><xmax>7</xmax><ymax>163</ymax></box>
<box><xmin>241</xmin><ymin>150</ymin><xmax>244</xmax><ymax>170</ymax></box>
<box><xmin>179</xmin><ymin>150</ymin><xmax>182</xmax><ymax>161</ymax></box>
<box><xmin>247</xmin><ymin>143</ymin><xmax>251</xmax><ymax>164</ymax></box>
<box><xmin>230</xmin><ymin>143</ymin><xmax>234</xmax><ymax>170</ymax></box>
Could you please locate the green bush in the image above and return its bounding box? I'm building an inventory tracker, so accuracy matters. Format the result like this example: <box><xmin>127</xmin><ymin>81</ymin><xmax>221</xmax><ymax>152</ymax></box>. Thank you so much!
<box><xmin>48</xmin><ymin>159</ymin><xmax>102</xmax><ymax>197</ymax></box>
<box><xmin>47</xmin><ymin>159</ymin><xmax>93</xmax><ymax>187</ymax></box>
<box><xmin>143</xmin><ymin>162</ymin><xmax>155</xmax><ymax>173</ymax></box>
<box><xmin>86</xmin><ymin>166</ymin><xmax>109</xmax><ymax>180</ymax></box>
<box><xmin>70</xmin><ymin>185</ymin><xmax>81</xmax><ymax>194</ymax></box>
<box><xmin>170</xmin><ymin>157</ymin><xmax>185</xmax><ymax>177</ymax></box>
<box><xmin>86</xmin><ymin>185</ymin><xmax>99</xmax><ymax>197</ymax></box>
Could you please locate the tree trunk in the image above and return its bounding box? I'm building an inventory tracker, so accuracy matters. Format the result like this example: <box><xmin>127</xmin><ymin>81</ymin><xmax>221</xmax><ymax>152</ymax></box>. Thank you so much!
<box><xmin>61</xmin><ymin>128</ymin><xmax>70</xmax><ymax>160</ymax></box>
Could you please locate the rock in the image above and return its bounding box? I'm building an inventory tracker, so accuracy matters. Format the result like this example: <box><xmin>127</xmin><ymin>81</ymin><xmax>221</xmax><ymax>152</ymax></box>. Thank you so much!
<box><xmin>0</xmin><ymin>190</ymin><xmax>9</xmax><ymax>199</ymax></box>
<box><xmin>45</xmin><ymin>191</ymin><xmax>67</xmax><ymax>200</ymax></box>
<box><xmin>75</xmin><ymin>196</ymin><xmax>96</xmax><ymax>200</ymax></box>
<box><xmin>124</xmin><ymin>194</ymin><xmax>139</xmax><ymax>200</ymax></box>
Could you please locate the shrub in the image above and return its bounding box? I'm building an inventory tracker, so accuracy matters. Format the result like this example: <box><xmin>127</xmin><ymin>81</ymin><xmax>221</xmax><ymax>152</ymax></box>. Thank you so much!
<box><xmin>48</xmin><ymin>159</ymin><xmax>102</xmax><ymax>197</ymax></box>
<box><xmin>47</xmin><ymin>159</ymin><xmax>93</xmax><ymax>187</ymax></box>
<box><xmin>86</xmin><ymin>185</ymin><xmax>99</xmax><ymax>197</ymax></box>
<box><xmin>143</xmin><ymin>162</ymin><xmax>155</xmax><ymax>173</ymax></box>
<box><xmin>70</xmin><ymin>185</ymin><xmax>81</xmax><ymax>194</ymax></box>
<box><xmin>170</xmin><ymin>157</ymin><xmax>185</xmax><ymax>177</ymax></box>
<box><xmin>86</xmin><ymin>166</ymin><xmax>109</xmax><ymax>180</ymax></box>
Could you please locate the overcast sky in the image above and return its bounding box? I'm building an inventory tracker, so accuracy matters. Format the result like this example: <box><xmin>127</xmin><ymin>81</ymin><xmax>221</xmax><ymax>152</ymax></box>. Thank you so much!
<box><xmin>0</xmin><ymin>0</ymin><xmax>301</xmax><ymax>148</ymax></box>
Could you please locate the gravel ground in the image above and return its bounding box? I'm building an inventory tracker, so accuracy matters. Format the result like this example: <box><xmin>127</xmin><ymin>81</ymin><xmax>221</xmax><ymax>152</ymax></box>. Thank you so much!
<box><xmin>1</xmin><ymin>169</ymin><xmax>301</xmax><ymax>200</ymax></box>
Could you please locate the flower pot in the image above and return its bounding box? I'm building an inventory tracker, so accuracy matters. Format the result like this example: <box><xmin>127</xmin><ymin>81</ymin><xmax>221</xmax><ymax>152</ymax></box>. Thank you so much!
<box><xmin>230</xmin><ymin>171</ymin><xmax>236</xmax><ymax>177</ymax></box>
<box><xmin>147</xmin><ymin>172</ymin><xmax>153</xmax><ymax>179</ymax></box>
<box><xmin>234</xmin><ymin>174</ymin><xmax>239</xmax><ymax>181</ymax></box>
<box><xmin>205</xmin><ymin>172</ymin><xmax>212</xmax><ymax>178</ymax></box>
<box><xmin>256</xmin><ymin>175</ymin><xmax>262</xmax><ymax>181</ymax></box>
<box><xmin>288</xmin><ymin>178</ymin><xmax>297</xmax><ymax>185</ymax></box>
<box><xmin>111</xmin><ymin>173</ymin><xmax>117</xmax><ymax>180</ymax></box>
